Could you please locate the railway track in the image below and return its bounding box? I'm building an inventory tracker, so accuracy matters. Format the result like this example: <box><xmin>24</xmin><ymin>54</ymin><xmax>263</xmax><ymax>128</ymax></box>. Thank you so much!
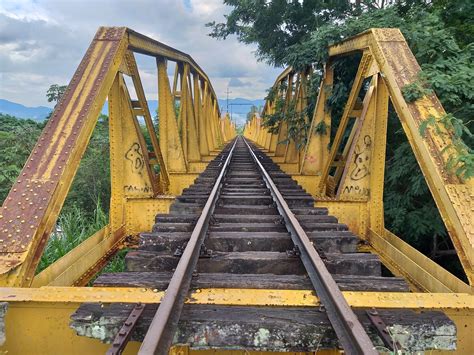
<box><xmin>71</xmin><ymin>137</ymin><xmax>453</xmax><ymax>354</ymax></box>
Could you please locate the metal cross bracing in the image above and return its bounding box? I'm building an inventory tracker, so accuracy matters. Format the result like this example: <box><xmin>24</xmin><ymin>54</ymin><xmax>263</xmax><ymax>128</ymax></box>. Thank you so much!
<box><xmin>0</xmin><ymin>27</ymin><xmax>236</xmax><ymax>288</ymax></box>
<box><xmin>244</xmin><ymin>28</ymin><xmax>473</xmax><ymax>292</ymax></box>
<box><xmin>0</xmin><ymin>27</ymin><xmax>472</xmax><ymax>354</ymax></box>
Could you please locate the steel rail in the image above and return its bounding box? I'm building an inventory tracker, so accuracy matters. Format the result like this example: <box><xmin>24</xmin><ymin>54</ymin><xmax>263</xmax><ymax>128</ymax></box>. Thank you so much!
<box><xmin>138</xmin><ymin>139</ymin><xmax>238</xmax><ymax>355</ymax></box>
<box><xmin>243</xmin><ymin>138</ymin><xmax>377</xmax><ymax>354</ymax></box>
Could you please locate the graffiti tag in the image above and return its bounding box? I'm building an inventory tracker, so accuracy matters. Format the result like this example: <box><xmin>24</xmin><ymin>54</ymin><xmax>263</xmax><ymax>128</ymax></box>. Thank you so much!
<box><xmin>125</xmin><ymin>142</ymin><xmax>145</xmax><ymax>175</ymax></box>
<box><xmin>350</xmin><ymin>135</ymin><xmax>371</xmax><ymax>181</ymax></box>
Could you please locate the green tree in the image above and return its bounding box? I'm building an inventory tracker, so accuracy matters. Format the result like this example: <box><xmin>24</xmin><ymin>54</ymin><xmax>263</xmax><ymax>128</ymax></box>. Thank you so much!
<box><xmin>0</xmin><ymin>112</ymin><xmax>110</xmax><ymax>223</ymax></box>
<box><xmin>433</xmin><ymin>0</ymin><xmax>474</xmax><ymax>47</ymax></box>
<box><xmin>207</xmin><ymin>1</ymin><xmax>434</xmax><ymax>66</ymax></box>
<box><xmin>0</xmin><ymin>114</ymin><xmax>44</xmax><ymax>203</ymax></box>
<box><xmin>0</xmin><ymin>92</ymin><xmax>118</xmax><ymax>273</ymax></box>
<box><xmin>46</xmin><ymin>84</ymin><xmax>67</xmax><ymax>105</ymax></box>
<box><xmin>246</xmin><ymin>105</ymin><xmax>259</xmax><ymax>121</ymax></box>
<box><xmin>62</xmin><ymin>114</ymin><xmax>111</xmax><ymax>218</ymax></box>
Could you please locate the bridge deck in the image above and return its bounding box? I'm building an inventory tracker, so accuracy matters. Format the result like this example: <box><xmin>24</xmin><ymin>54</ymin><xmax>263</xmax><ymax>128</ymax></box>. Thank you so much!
<box><xmin>70</xmin><ymin>139</ymin><xmax>455</xmax><ymax>352</ymax></box>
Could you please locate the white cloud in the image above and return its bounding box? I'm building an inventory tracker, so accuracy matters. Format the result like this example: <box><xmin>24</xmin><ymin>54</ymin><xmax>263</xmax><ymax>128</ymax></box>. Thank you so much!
<box><xmin>0</xmin><ymin>0</ymin><xmax>282</xmax><ymax>108</ymax></box>
<box><xmin>0</xmin><ymin>0</ymin><xmax>53</xmax><ymax>22</ymax></box>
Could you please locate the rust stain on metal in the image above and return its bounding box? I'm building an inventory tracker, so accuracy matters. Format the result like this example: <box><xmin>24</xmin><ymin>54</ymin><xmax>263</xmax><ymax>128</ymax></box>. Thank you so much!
<box><xmin>0</xmin><ymin>25</ymin><xmax>235</xmax><ymax>288</ymax></box>
<box><xmin>246</xmin><ymin>27</ymin><xmax>473</xmax><ymax>284</ymax></box>
<box><xmin>0</xmin><ymin>27</ymin><xmax>127</xmax><ymax>282</ymax></box>
<box><xmin>376</xmin><ymin>37</ymin><xmax>458</xmax><ymax>184</ymax></box>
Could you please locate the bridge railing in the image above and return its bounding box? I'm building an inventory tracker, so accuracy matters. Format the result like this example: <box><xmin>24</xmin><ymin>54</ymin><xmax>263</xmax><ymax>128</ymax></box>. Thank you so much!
<box><xmin>0</xmin><ymin>27</ymin><xmax>235</xmax><ymax>287</ymax></box>
<box><xmin>244</xmin><ymin>28</ymin><xmax>473</xmax><ymax>291</ymax></box>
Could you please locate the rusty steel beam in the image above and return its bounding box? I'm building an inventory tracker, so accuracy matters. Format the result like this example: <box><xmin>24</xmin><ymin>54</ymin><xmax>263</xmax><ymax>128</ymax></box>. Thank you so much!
<box><xmin>327</xmin><ymin>28</ymin><xmax>474</xmax><ymax>284</ymax></box>
<box><xmin>245</xmin><ymin>28</ymin><xmax>474</xmax><ymax>287</ymax></box>
<box><xmin>0</xmin><ymin>27</ymin><xmax>129</xmax><ymax>287</ymax></box>
<box><xmin>1</xmin><ymin>286</ymin><xmax>472</xmax><ymax>309</ymax></box>
<box><xmin>126</xmin><ymin>28</ymin><xmax>221</xmax><ymax>118</ymax></box>
<box><xmin>0</xmin><ymin>27</ymin><xmax>235</xmax><ymax>287</ymax></box>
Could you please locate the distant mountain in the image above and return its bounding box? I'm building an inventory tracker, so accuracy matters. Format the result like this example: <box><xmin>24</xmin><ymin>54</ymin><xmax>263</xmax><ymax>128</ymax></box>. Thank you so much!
<box><xmin>218</xmin><ymin>97</ymin><xmax>265</xmax><ymax>113</ymax></box>
<box><xmin>102</xmin><ymin>98</ymin><xmax>264</xmax><ymax>125</ymax></box>
<box><xmin>218</xmin><ymin>98</ymin><xmax>265</xmax><ymax>126</ymax></box>
<box><xmin>1</xmin><ymin>97</ymin><xmax>265</xmax><ymax>126</ymax></box>
<box><xmin>0</xmin><ymin>99</ymin><xmax>52</xmax><ymax>121</ymax></box>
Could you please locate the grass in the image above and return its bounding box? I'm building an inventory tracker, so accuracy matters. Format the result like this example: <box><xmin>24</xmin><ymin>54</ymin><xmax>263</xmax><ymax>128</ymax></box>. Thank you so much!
<box><xmin>100</xmin><ymin>248</ymin><xmax>128</xmax><ymax>274</ymax></box>
<box><xmin>37</xmin><ymin>200</ymin><xmax>129</xmax><ymax>278</ymax></box>
<box><xmin>36</xmin><ymin>202</ymin><xmax>108</xmax><ymax>274</ymax></box>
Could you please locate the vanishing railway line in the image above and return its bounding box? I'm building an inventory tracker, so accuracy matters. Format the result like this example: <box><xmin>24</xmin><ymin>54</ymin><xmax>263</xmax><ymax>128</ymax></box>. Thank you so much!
<box><xmin>72</xmin><ymin>137</ymin><xmax>450</xmax><ymax>354</ymax></box>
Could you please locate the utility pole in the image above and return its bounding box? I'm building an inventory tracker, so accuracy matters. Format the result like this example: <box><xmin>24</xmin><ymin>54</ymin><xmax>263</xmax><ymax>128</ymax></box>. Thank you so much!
<box><xmin>226</xmin><ymin>87</ymin><xmax>232</xmax><ymax>113</ymax></box>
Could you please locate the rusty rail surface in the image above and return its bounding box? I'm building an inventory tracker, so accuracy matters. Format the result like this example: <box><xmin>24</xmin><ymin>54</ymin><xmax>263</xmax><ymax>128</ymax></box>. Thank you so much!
<box><xmin>244</xmin><ymin>138</ymin><xmax>377</xmax><ymax>354</ymax></box>
<box><xmin>138</xmin><ymin>139</ymin><xmax>238</xmax><ymax>355</ymax></box>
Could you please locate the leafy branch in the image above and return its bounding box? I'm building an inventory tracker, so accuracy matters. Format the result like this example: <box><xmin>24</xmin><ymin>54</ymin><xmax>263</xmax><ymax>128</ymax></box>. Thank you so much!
<box><xmin>402</xmin><ymin>77</ymin><xmax>433</xmax><ymax>103</ymax></box>
<box><xmin>314</xmin><ymin>120</ymin><xmax>328</xmax><ymax>135</ymax></box>
<box><xmin>262</xmin><ymin>80</ymin><xmax>312</xmax><ymax>150</ymax></box>
<box><xmin>419</xmin><ymin>113</ymin><xmax>474</xmax><ymax>179</ymax></box>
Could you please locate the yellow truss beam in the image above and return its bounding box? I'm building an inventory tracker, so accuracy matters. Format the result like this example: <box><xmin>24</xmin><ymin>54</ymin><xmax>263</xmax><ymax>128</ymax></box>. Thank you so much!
<box><xmin>0</xmin><ymin>28</ymin><xmax>129</xmax><ymax>287</ymax></box>
<box><xmin>245</xmin><ymin>28</ymin><xmax>473</xmax><ymax>287</ymax></box>
<box><xmin>1</xmin><ymin>286</ymin><xmax>472</xmax><ymax>309</ymax></box>
<box><xmin>327</xmin><ymin>28</ymin><xmax>473</xmax><ymax>283</ymax></box>
<box><xmin>0</xmin><ymin>27</ymin><xmax>235</xmax><ymax>287</ymax></box>
<box><xmin>2</xmin><ymin>287</ymin><xmax>473</xmax><ymax>354</ymax></box>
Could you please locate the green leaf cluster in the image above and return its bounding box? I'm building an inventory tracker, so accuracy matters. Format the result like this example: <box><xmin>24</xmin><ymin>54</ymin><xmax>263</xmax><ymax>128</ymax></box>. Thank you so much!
<box><xmin>61</xmin><ymin>114</ymin><xmax>111</xmax><ymax>218</ymax></box>
<box><xmin>46</xmin><ymin>84</ymin><xmax>67</xmax><ymax>105</ymax></box>
<box><xmin>419</xmin><ymin>113</ymin><xmax>474</xmax><ymax>179</ymax></box>
<box><xmin>262</xmin><ymin>88</ymin><xmax>311</xmax><ymax>149</ymax></box>
<box><xmin>402</xmin><ymin>80</ymin><xmax>432</xmax><ymax>103</ymax></box>
<box><xmin>0</xmin><ymin>114</ymin><xmax>44</xmax><ymax>202</ymax></box>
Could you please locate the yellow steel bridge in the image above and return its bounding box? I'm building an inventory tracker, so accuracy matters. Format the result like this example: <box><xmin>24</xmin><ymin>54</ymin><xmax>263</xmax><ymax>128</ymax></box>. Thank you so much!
<box><xmin>0</xmin><ymin>27</ymin><xmax>472</xmax><ymax>354</ymax></box>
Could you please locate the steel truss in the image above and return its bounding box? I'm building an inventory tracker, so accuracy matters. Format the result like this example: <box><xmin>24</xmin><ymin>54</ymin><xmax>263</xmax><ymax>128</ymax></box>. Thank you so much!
<box><xmin>0</xmin><ymin>27</ymin><xmax>472</xmax><ymax>354</ymax></box>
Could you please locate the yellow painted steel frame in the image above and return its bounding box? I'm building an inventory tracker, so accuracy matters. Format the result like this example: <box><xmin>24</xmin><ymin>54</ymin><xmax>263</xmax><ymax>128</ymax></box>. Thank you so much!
<box><xmin>1</xmin><ymin>286</ymin><xmax>473</xmax><ymax>354</ymax></box>
<box><xmin>0</xmin><ymin>26</ymin><xmax>472</xmax><ymax>355</ymax></box>
<box><xmin>245</xmin><ymin>28</ymin><xmax>473</xmax><ymax>293</ymax></box>
<box><xmin>0</xmin><ymin>27</ymin><xmax>236</xmax><ymax>288</ymax></box>
<box><xmin>254</xmin><ymin>66</ymin><xmax>308</xmax><ymax>169</ymax></box>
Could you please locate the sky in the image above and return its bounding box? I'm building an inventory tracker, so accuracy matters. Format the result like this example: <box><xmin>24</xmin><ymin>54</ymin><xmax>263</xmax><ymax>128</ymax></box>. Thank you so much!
<box><xmin>0</xmin><ymin>0</ymin><xmax>283</xmax><ymax>107</ymax></box>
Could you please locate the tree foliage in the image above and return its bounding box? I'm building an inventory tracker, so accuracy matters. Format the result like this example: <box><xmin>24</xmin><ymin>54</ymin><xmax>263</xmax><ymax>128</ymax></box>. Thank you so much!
<box><xmin>46</xmin><ymin>84</ymin><xmax>67</xmax><ymax>105</ymax></box>
<box><xmin>207</xmin><ymin>0</ymin><xmax>416</xmax><ymax>66</ymax></box>
<box><xmin>62</xmin><ymin>114</ymin><xmax>111</xmax><ymax>217</ymax></box>
<box><xmin>0</xmin><ymin>111</ymin><xmax>111</xmax><ymax>272</ymax></box>
<box><xmin>246</xmin><ymin>105</ymin><xmax>260</xmax><ymax>121</ymax></box>
<box><xmin>0</xmin><ymin>114</ymin><xmax>44</xmax><ymax>202</ymax></box>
